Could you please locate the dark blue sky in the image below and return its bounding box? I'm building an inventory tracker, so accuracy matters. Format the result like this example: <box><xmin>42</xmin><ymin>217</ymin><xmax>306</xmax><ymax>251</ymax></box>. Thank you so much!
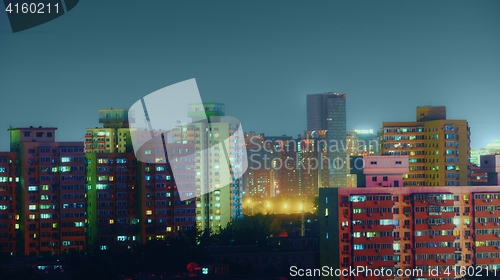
<box><xmin>0</xmin><ymin>0</ymin><xmax>499</xmax><ymax>151</ymax></box>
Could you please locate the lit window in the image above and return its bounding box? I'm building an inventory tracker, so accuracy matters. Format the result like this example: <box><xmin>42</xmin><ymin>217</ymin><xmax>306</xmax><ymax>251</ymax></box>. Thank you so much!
<box><xmin>59</xmin><ymin>166</ymin><xmax>71</xmax><ymax>172</ymax></box>
<box><xmin>146</xmin><ymin>210</ymin><xmax>152</xmax><ymax>215</ymax></box>
<box><xmin>29</xmin><ymin>205</ymin><xmax>36</xmax><ymax>210</ymax></box>
<box><xmin>156</xmin><ymin>166</ymin><xmax>165</xmax><ymax>172</ymax></box>
<box><xmin>61</xmin><ymin>157</ymin><xmax>71</xmax><ymax>163</ymax></box>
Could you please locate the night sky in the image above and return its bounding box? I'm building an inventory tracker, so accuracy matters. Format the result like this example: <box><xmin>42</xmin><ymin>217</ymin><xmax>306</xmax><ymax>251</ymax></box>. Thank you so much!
<box><xmin>0</xmin><ymin>0</ymin><xmax>499</xmax><ymax>151</ymax></box>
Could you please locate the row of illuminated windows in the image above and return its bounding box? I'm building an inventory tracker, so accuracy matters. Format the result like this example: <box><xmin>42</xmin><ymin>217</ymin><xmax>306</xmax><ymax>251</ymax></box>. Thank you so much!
<box><xmin>60</xmin><ymin>157</ymin><xmax>85</xmax><ymax>163</ymax></box>
<box><xmin>383</xmin><ymin>135</ymin><xmax>424</xmax><ymax>141</ymax></box>
<box><xmin>353</xmin><ymin>243</ymin><xmax>394</xmax><ymax>250</ymax></box>
<box><xmin>352</xmin><ymin>255</ymin><xmax>394</xmax><ymax>262</ymax></box>
<box><xmin>61</xmin><ymin>203</ymin><xmax>84</xmax><ymax>209</ymax></box>
<box><xmin>144</xmin><ymin>166</ymin><xmax>167</xmax><ymax>172</ymax></box>
<box><xmin>27</xmin><ymin>213</ymin><xmax>54</xmax><ymax>219</ymax></box>
<box><xmin>383</xmin><ymin>127</ymin><xmax>424</xmax><ymax>133</ymax></box>
<box><xmin>476</xmin><ymin>240</ymin><xmax>500</xmax><ymax>247</ymax></box>
<box><xmin>351</xmin><ymin>219</ymin><xmax>396</xmax><ymax>226</ymax></box>
<box><xmin>415</xmin><ymin>254</ymin><xmax>455</xmax><ymax>260</ymax></box>
<box><xmin>413</xmin><ymin>194</ymin><xmax>454</xmax><ymax>201</ymax></box>
<box><xmin>349</xmin><ymin>195</ymin><xmax>393</xmax><ymax>202</ymax></box>
<box><xmin>0</xmin><ymin>177</ymin><xmax>19</xmax><ymax>183</ymax></box>
<box><xmin>414</xmin><ymin>218</ymin><xmax>454</xmax><ymax>225</ymax></box>
<box><xmin>352</xmin><ymin>207</ymin><xmax>393</xmax><ymax>214</ymax></box>
<box><xmin>475</xmin><ymin>193</ymin><xmax>500</xmax><ymax>200</ymax></box>
<box><xmin>95</xmin><ymin>158</ymin><xmax>127</xmax><ymax>164</ymax></box>
<box><xmin>352</xmin><ymin>231</ymin><xmax>393</xmax><ymax>238</ymax></box>
<box><xmin>415</xmin><ymin>230</ymin><xmax>454</xmax><ymax>236</ymax></box>
<box><xmin>144</xmin><ymin>175</ymin><xmax>172</xmax><ymax>181</ymax></box>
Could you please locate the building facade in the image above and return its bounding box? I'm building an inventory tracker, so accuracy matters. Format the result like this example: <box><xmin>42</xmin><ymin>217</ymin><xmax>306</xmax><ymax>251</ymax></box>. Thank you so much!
<box><xmin>307</xmin><ymin>93</ymin><xmax>348</xmax><ymax>188</ymax></box>
<box><xmin>0</xmin><ymin>152</ymin><xmax>18</xmax><ymax>256</ymax></box>
<box><xmin>9</xmin><ymin>127</ymin><xmax>86</xmax><ymax>256</ymax></box>
<box><xmin>381</xmin><ymin>106</ymin><xmax>471</xmax><ymax>187</ymax></box>
<box><xmin>171</xmin><ymin>103</ymin><xmax>244</xmax><ymax>232</ymax></box>
<box><xmin>350</xmin><ymin>155</ymin><xmax>409</xmax><ymax>188</ymax></box>
<box><xmin>84</xmin><ymin>109</ymin><xmax>197</xmax><ymax>252</ymax></box>
<box><xmin>320</xmin><ymin>186</ymin><xmax>500</xmax><ymax>280</ymax></box>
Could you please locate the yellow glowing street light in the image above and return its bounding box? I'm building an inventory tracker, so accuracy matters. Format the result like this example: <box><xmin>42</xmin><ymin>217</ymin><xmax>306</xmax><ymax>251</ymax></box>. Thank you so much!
<box><xmin>299</xmin><ymin>204</ymin><xmax>303</xmax><ymax>211</ymax></box>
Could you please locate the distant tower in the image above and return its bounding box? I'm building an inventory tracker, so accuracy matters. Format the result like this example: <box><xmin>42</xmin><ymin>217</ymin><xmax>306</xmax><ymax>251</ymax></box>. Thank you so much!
<box><xmin>307</xmin><ymin>93</ymin><xmax>347</xmax><ymax>188</ymax></box>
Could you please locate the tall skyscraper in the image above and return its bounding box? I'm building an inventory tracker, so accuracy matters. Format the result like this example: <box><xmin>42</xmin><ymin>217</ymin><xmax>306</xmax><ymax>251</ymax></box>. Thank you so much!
<box><xmin>381</xmin><ymin>106</ymin><xmax>471</xmax><ymax>187</ymax></box>
<box><xmin>307</xmin><ymin>93</ymin><xmax>347</xmax><ymax>188</ymax></box>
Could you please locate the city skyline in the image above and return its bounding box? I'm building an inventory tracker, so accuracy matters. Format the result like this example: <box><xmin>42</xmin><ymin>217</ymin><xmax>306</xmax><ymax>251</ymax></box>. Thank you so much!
<box><xmin>1</xmin><ymin>0</ymin><xmax>499</xmax><ymax>151</ymax></box>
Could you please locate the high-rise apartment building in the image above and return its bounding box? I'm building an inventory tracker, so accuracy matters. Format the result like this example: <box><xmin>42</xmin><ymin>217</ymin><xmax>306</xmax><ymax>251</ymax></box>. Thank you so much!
<box><xmin>307</xmin><ymin>93</ymin><xmax>347</xmax><ymax>188</ymax></box>
<box><xmin>84</xmin><ymin>109</ymin><xmax>197</xmax><ymax>252</ymax></box>
<box><xmin>84</xmin><ymin>109</ymin><xmax>135</xmax><ymax>154</ymax></box>
<box><xmin>0</xmin><ymin>152</ymin><xmax>18</xmax><ymax>256</ymax></box>
<box><xmin>171</xmin><ymin>103</ymin><xmax>243</xmax><ymax>232</ymax></box>
<box><xmin>381</xmin><ymin>106</ymin><xmax>471</xmax><ymax>187</ymax></box>
<box><xmin>9</xmin><ymin>127</ymin><xmax>86</xmax><ymax>256</ymax></box>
